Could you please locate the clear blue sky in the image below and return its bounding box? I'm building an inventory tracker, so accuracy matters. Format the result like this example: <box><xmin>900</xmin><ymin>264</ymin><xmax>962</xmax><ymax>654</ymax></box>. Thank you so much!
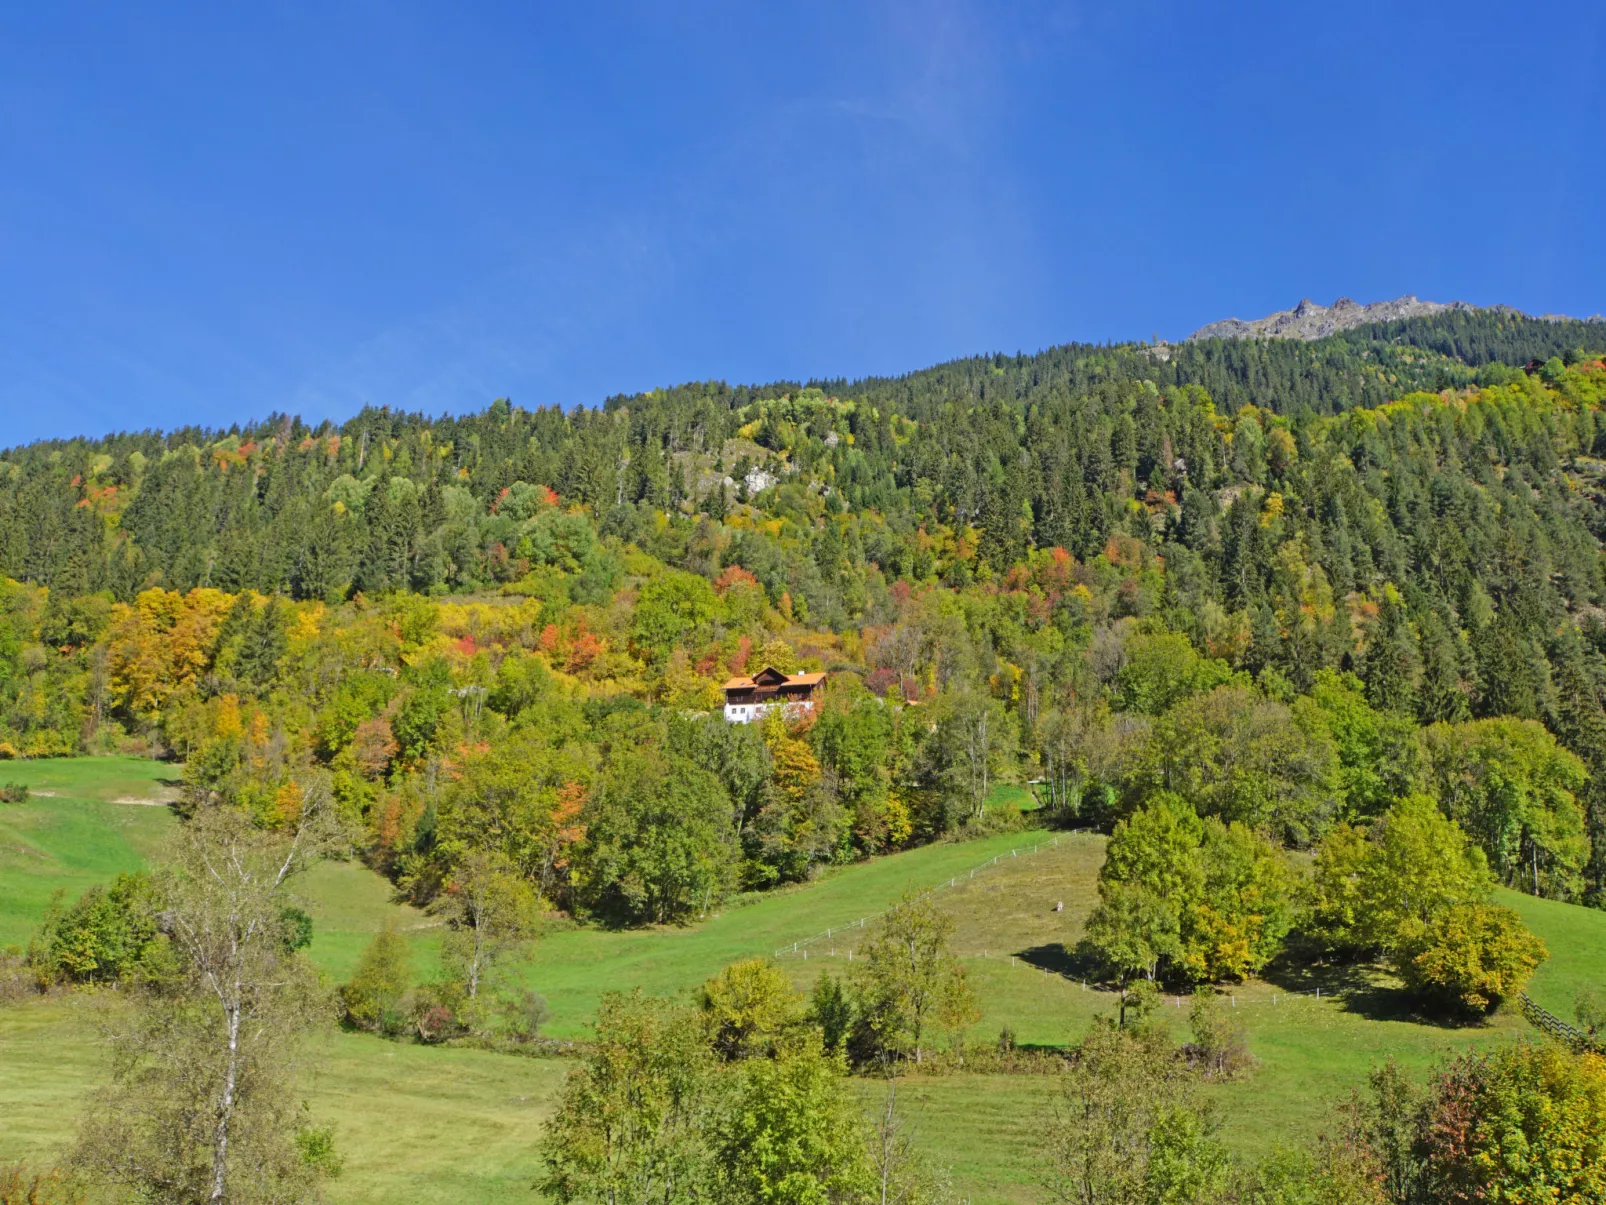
<box><xmin>1</xmin><ymin>2</ymin><xmax>1602</xmax><ymax>445</ymax></box>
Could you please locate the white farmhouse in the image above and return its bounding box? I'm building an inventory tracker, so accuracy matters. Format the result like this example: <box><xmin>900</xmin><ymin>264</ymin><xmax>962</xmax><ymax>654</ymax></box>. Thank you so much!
<box><xmin>721</xmin><ymin>666</ymin><xmax>827</xmax><ymax>723</ymax></box>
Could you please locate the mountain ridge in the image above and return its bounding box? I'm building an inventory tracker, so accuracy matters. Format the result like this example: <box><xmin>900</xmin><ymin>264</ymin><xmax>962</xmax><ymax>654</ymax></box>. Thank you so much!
<box><xmin>1189</xmin><ymin>294</ymin><xmax>1604</xmax><ymax>342</ymax></box>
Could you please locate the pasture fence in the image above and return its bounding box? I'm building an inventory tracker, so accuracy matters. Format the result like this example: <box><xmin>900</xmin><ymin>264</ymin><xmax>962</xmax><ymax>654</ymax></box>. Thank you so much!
<box><xmin>785</xmin><ymin>944</ymin><xmax>1348</xmax><ymax>1010</ymax></box>
<box><xmin>1519</xmin><ymin>992</ymin><xmax>1597</xmax><ymax>1053</ymax></box>
<box><xmin>772</xmin><ymin>834</ymin><xmax>1077</xmax><ymax>960</ymax></box>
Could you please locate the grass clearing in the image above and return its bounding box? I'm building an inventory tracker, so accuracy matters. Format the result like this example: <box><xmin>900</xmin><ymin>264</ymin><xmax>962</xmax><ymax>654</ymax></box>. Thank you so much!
<box><xmin>0</xmin><ymin>757</ymin><xmax>177</xmax><ymax>949</ymax></box>
<box><xmin>855</xmin><ymin>1074</ymin><xmax>1057</xmax><ymax>1205</ymax></box>
<box><xmin>0</xmin><ymin>758</ymin><xmax>441</xmax><ymax>976</ymax></box>
<box><xmin>525</xmin><ymin>828</ymin><xmax>1061</xmax><ymax>1037</ymax></box>
<box><xmin>296</xmin><ymin>856</ymin><xmax>440</xmax><ymax>982</ymax></box>
<box><xmin>0</xmin><ymin>995</ymin><xmax>564</xmax><ymax>1205</ymax></box>
<box><xmin>1502</xmin><ymin>887</ymin><xmax>1606</xmax><ymax>1017</ymax></box>
<box><xmin>3</xmin><ymin>759</ymin><xmax>1605</xmax><ymax>1203</ymax></box>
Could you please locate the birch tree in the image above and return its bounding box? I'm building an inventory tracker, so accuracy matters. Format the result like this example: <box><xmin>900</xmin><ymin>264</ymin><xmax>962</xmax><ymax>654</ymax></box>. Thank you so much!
<box><xmin>937</xmin><ymin>691</ymin><xmax>1016</xmax><ymax>822</ymax></box>
<box><xmin>73</xmin><ymin>792</ymin><xmax>341</xmax><ymax>1205</ymax></box>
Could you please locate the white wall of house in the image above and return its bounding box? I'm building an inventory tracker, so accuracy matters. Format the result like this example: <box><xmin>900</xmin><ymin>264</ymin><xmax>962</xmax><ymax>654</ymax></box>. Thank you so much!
<box><xmin>722</xmin><ymin>699</ymin><xmax>815</xmax><ymax>724</ymax></box>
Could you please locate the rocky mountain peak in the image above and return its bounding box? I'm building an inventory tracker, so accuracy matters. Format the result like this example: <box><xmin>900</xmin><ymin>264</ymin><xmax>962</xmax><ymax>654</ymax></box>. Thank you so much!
<box><xmin>1188</xmin><ymin>295</ymin><xmax>1463</xmax><ymax>342</ymax></box>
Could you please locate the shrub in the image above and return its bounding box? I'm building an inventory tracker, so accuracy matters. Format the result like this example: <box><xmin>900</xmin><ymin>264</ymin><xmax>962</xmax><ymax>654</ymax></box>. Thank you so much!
<box><xmin>408</xmin><ymin>984</ymin><xmax>466</xmax><ymax>1044</ymax></box>
<box><xmin>1578</xmin><ymin>987</ymin><xmax>1606</xmax><ymax>1049</ymax></box>
<box><xmin>1237</xmin><ymin>1146</ymin><xmax>1385</xmax><ymax>1205</ymax></box>
<box><xmin>1393</xmin><ymin>902</ymin><xmax>1547</xmax><ymax>1017</ymax></box>
<box><xmin>279</xmin><ymin>906</ymin><xmax>314</xmax><ymax>953</ymax></box>
<box><xmin>959</xmin><ymin>801</ymin><xmax>1032</xmax><ymax>837</ymax></box>
<box><xmin>0</xmin><ymin>950</ymin><xmax>34</xmax><ymax>1002</ymax></box>
<box><xmin>339</xmin><ymin>923</ymin><xmax>412</xmax><ymax>1033</ymax></box>
<box><xmin>293</xmin><ymin>1127</ymin><xmax>344</xmax><ymax>1183</ymax></box>
<box><xmin>1046</xmin><ymin>1020</ymin><xmax>1230</xmax><ymax>1205</ymax></box>
<box><xmin>1417</xmin><ymin>1044</ymin><xmax>1606</xmax><ymax>1202</ymax></box>
<box><xmin>1186</xmin><ymin>991</ymin><xmax>1254</xmax><ymax>1080</ymax></box>
<box><xmin>0</xmin><ymin>782</ymin><xmax>29</xmax><ymax>804</ymax></box>
<box><xmin>29</xmin><ymin>873</ymin><xmax>165</xmax><ymax>985</ymax></box>
<box><xmin>698</xmin><ymin>958</ymin><xmax>805</xmax><ymax>1060</ymax></box>
<box><xmin>808</xmin><ymin>971</ymin><xmax>853</xmax><ymax>1055</ymax></box>
<box><xmin>0</xmin><ymin>1164</ymin><xmax>81</xmax><ymax>1204</ymax></box>
<box><xmin>709</xmin><ymin>1037</ymin><xmax>873</xmax><ymax>1205</ymax></box>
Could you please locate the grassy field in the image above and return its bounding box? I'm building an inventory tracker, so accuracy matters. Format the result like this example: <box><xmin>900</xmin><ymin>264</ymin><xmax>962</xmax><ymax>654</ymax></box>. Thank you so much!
<box><xmin>0</xmin><ymin>756</ymin><xmax>440</xmax><ymax>975</ymax></box>
<box><xmin>0</xmin><ymin>757</ymin><xmax>177</xmax><ymax>949</ymax></box>
<box><xmin>525</xmin><ymin>827</ymin><xmax>1067</xmax><ymax>1037</ymax></box>
<box><xmin>812</xmin><ymin>835</ymin><xmax>1603</xmax><ymax>1183</ymax></box>
<box><xmin>2</xmin><ymin>758</ymin><xmax>1605</xmax><ymax>1203</ymax></box>
<box><xmin>0</xmin><ymin>995</ymin><xmax>565</xmax><ymax>1205</ymax></box>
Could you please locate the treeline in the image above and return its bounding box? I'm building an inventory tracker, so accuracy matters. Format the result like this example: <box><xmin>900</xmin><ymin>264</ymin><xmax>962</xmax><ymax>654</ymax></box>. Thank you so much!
<box><xmin>1</xmin><ymin>329</ymin><xmax>1606</xmax><ymax>922</ymax></box>
<box><xmin>3</xmin><ymin>310</ymin><xmax>1603</xmax><ymax>601</ymax></box>
<box><xmin>1341</xmin><ymin>307</ymin><xmax>1606</xmax><ymax>369</ymax></box>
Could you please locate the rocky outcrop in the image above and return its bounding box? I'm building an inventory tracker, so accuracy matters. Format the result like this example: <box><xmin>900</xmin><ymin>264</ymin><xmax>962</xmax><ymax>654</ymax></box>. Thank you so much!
<box><xmin>1187</xmin><ymin>295</ymin><xmax>1589</xmax><ymax>342</ymax></box>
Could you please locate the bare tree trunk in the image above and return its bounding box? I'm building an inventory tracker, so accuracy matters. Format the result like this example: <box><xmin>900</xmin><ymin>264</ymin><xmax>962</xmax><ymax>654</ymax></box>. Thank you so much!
<box><xmin>974</xmin><ymin>708</ymin><xmax>990</xmax><ymax>818</ymax></box>
<box><xmin>468</xmin><ymin>917</ymin><xmax>484</xmax><ymax>998</ymax></box>
<box><xmin>877</xmin><ymin>1082</ymin><xmax>897</xmax><ymax>1205</ymax></box>
<box><xmin>210</xmin><ymin>996</ymin><xmax>242</xmax><ymax>1203</ymax></box>
<box><xmin>67</xmin><ymin>791</ymin><xmax>337</xmax><ymax>1204</ymax></box>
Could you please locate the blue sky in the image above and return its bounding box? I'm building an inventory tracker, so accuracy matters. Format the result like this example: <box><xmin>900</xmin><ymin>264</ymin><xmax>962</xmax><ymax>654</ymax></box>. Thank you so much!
<box><xmin>1</xmin><ymin>1</ymin><xmax>1602</xmax><ymax>445</ymax></box>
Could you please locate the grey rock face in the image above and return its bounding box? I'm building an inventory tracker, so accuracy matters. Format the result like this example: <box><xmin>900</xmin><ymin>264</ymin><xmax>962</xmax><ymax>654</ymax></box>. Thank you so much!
<box><xmin>1186</xmin><ymin>295</ymin><xmax>1585</xmax><ymax>342</ymax></box>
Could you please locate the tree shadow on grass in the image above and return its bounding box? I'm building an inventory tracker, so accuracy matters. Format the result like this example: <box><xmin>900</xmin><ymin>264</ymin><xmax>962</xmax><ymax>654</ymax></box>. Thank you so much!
<box><xmin>1260</xmin><ymin>959</ymin><xmax>1489</xmax><ymax>1030</ymax></box>
<box><xmin>1014</xmin><ymin>942</ymin><xmax>1102</xmax><ymax>980</ymax></box>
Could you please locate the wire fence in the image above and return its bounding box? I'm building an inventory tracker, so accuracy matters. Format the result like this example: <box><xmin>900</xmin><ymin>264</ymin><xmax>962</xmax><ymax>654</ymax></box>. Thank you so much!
<box><xmin>783</xmin><ymin>943</ymin><xmax>1347</xmax><ymax>1010</ymax></box>
<box><xmin>772</xmin><ymin>834</ymin><xmax>1081</xmax><ymax>960</ymax></box>
<box><xmin>770</xmin><ymin>831</ymin><xmax>1360</xmax><ymax>1015</ymax></box>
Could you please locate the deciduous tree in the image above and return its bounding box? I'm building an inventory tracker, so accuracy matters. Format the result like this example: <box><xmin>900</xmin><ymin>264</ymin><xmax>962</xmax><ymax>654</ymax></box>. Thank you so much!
<box><xmin>72</xmin><ymin>795</ymin><xmax>340</xmax><ymax>1205</ymax></box>
<box><xmin>539</xmin><ymin>992</ymin><xmax>712</xmax><ymax>1205</ymax></box>
<box><xmin>851</xmin><ymin>891</ymin><xmax>978</xmax><ymax>1065</ymax></box>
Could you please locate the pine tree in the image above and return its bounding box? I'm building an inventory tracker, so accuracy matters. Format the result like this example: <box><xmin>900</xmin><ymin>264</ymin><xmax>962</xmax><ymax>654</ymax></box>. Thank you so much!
<box><xmin>1362</xmin><ymin>589</ymin><xmax>1420</xmax><ymax>715</ymax></box>
<box><xmin>1551</xmin><ymin>648</ymin><xmax>1606</xmax><ymax>903</ymax></box>
<box><xmin>235</xmin><ymin>597</ymin><xmax>288</xmax><ymax>691</ymax></box>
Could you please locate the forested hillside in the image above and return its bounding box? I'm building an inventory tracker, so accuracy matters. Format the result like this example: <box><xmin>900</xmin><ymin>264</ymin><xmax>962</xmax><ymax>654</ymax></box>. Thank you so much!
<box><xmin>2</xmin><ymin>310</ymin><xmax>1606</xmax><ymax>924</ymax></box>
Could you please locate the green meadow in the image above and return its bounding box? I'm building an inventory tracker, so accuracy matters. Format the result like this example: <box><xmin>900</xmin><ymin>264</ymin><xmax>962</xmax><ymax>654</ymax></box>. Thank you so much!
<box><xmin>2</xmin><ymin>758</ymin><xmax>1604</xmax><ymax>1204</ymax></box>
<box><xmin>0</xmin><ymin>757</ymin><xmax>177</xmax><ymax>950</ymax></box>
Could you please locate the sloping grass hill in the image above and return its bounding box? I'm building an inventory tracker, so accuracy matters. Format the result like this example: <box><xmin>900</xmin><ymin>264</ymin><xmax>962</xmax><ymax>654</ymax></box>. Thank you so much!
<box><xmin>0</xmin><ymin>757</ymin><xmax>176</xmax><ymax>949</ymax></box>
<box><xmin>2</xmin><ymin>758</ymin><xmax>1605</xmax><ymax>1204</ymax></box>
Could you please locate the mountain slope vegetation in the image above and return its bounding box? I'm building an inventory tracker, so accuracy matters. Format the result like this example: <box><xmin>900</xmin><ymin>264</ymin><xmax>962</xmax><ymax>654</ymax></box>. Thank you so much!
<box><xmin>2</xmin><ymin>314</ymin><xmax>1605</xmax><ymax>909</ymax></box>
<box><xmin>5</xmin><ymin>309</ymin><xmax>1606</xmax><ymax>1204</ymax></box>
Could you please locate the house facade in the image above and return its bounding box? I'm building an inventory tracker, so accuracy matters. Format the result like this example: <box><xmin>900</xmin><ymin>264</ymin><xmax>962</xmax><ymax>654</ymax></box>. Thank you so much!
<box><xmin>721</xmin><ymin>667</ymin><xmax>827</xmax><ymax>723</ymax></box>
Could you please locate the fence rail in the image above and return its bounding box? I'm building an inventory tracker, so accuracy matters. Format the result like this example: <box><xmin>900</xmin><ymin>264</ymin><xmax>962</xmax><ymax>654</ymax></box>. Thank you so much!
<box><xmin>1520</xmin><ymin>993</ymin><xmax>1596</xmax><ymax>1052</ymax></box>
<box><xmin>784</xmin><ymin>945</ymin><xmax>1347</xmax><ymax>1009</ymax></box>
